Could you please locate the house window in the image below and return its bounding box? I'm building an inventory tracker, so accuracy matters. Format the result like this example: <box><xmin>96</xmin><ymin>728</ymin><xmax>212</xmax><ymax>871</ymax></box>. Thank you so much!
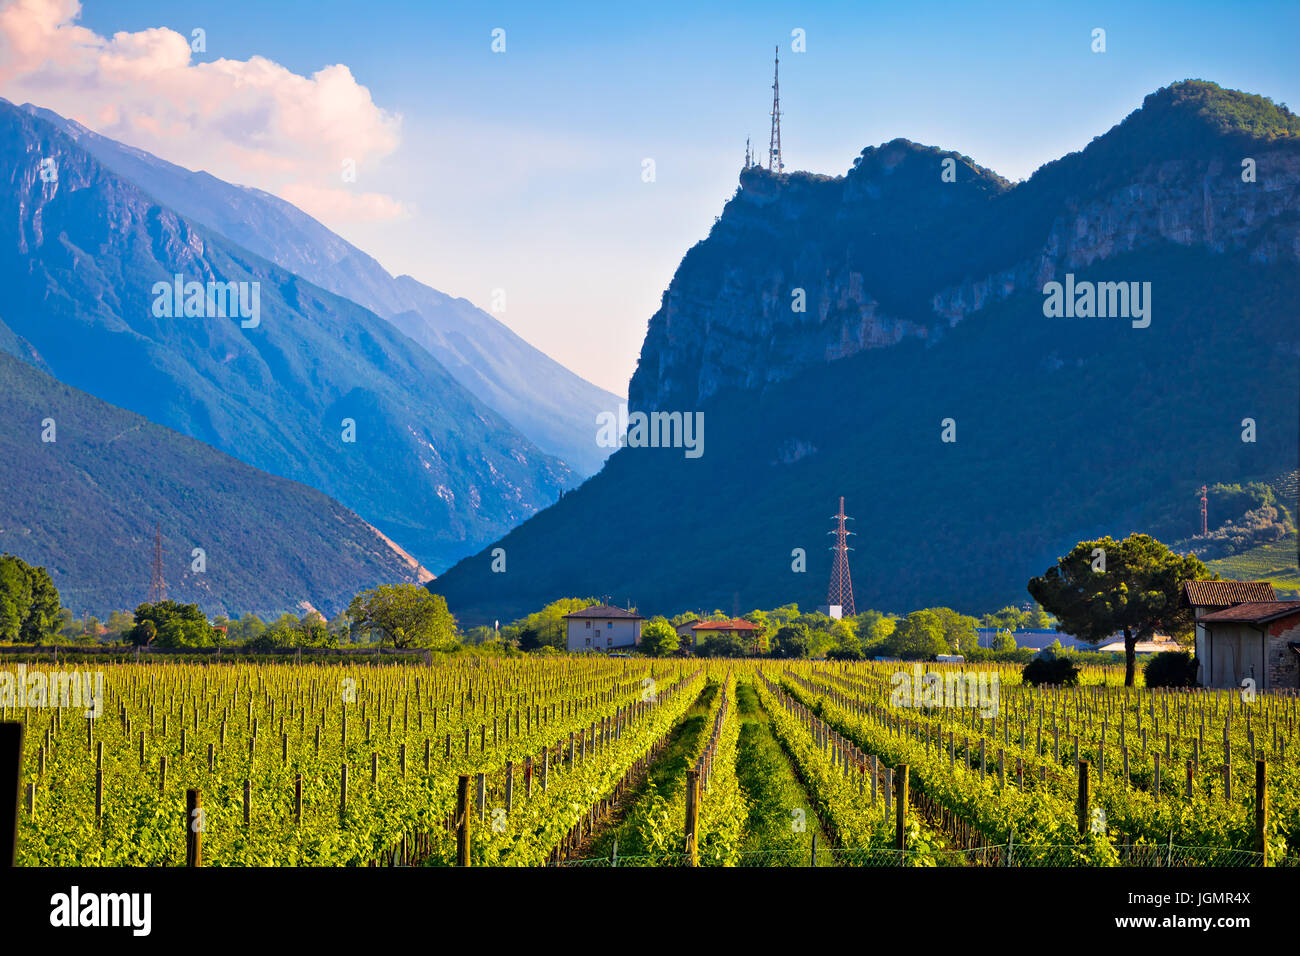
<box><xmin>585</xmin><ymin>637</ymin><xmax>591</xmax><ymax>646</ymax></box>
<box><xmin>608</xmin><ymin>621</ymin><xmax>614</xmax><ymax>628</ymax></box>
<box><xmin>585</xmin><ymin>620</ymin><xmax>591</xmax><ymax>629</ymax></box>
<box><xmin>607</xmin><ymin>636</ymin><xmax>613</xmax><ymax>646</ymax></box>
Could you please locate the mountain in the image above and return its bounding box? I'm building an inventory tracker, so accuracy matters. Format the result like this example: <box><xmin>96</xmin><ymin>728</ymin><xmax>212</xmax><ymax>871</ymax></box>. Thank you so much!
<box><xmin>0</xmin><ymin>100</ymin><xmax>572</xmax><ymax>572</ymax></box>
<box><xmin>430</xmin><ymin>80</ymin><xmax>1300</xmax><ymax>624</ymax></box>
<box><xmin>21</xmin><ymin>103</ymin><xmax>621</xmax><ymax>476</ymax></box>
<box><xmin>0</xmin><ymin>349</ymin><xmax>428</xmax><ymax>617</ymax></box>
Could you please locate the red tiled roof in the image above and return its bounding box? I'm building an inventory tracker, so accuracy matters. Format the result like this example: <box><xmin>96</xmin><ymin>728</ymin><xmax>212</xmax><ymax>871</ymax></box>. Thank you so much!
<box><xmin>563</xmin><ymin>604</ymin><xmax>644</xmax><ymax>620</ymax></box>
<box><xmin>692</xmin><ymin>618</ymin><xmax>761</xmax><ymax>631</ymax></box>
<box><xmin>1182</xmin><ymin>580</ymin><xmax>1276</xmax><ymax>607</ymax></box>
<box><xmin>1198</xmin><ymin>601</ymin><xmax>1300</xmax><ymax>624</ymax></box>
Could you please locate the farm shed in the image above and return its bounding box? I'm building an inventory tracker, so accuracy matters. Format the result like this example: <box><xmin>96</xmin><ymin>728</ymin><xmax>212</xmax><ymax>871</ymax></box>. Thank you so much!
<box><xmin>1196</xmin><ymin>601</ymin><xmax>1300</xmax><ymax>690</ymax></box>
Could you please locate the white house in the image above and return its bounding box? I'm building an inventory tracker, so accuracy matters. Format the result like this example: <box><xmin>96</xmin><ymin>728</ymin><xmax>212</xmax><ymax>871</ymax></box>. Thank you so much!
<box><xmin>563</xmin><ymin>604</ymin><xmax>643</xmax><ymax>652</ymax></box>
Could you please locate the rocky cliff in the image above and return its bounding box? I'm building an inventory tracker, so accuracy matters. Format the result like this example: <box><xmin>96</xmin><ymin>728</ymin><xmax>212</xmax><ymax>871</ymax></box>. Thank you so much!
<box><xmin>629</xmin><ymin>81</ymin><xmax>1300</xmax><ymax>413</ymax></box>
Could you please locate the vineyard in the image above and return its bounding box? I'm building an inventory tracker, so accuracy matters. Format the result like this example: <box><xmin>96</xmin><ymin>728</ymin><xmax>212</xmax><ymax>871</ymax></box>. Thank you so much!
<box><xmin>2</xmin><ymin>658</ymin><xmax>1299</xmax><ymax>867</ymax></box>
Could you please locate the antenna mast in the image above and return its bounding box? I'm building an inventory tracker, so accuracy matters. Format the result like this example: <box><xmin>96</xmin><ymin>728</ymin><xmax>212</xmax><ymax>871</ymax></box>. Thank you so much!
<box><xmin>149</xmin><ymin>522</ymin><xmax>167</xmax><ymax>604</ymax></box>
<box><xmin>827</xmin><ymin>496</ymin><xmax>856</xmax><ymax>616</ymax></box>
<box><xmin>768</xmin><ymin>45</ymin><xmax>783</xmax><ymax>172</ymax></box>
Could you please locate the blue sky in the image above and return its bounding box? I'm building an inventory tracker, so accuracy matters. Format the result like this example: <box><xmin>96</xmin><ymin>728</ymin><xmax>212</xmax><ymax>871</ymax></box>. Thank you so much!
<box><xmin>17</xmin><ymin>0</ymin><xmax>1300</xmax><ymax>393</ymax></box>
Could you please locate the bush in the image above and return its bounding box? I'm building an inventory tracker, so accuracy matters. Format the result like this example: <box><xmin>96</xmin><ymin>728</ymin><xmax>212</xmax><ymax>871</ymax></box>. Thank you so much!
<box><xmin>1144</xmin><ymin>650</ymin><xmax>1199</xmax><ymax>688</ymax></box>
<box><xmin>1022</xmin><ymin>655</ymin><xmax>1081</xmax><ymax>687</ymax></box>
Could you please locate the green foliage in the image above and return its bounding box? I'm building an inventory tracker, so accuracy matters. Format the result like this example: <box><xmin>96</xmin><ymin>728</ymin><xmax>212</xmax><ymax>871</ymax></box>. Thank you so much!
<box><xmin>640</xmin><ymin>617</ymin><xmax>680</xmax><ymax>657</ymax></box>
<box><xmin>1206</xmin><ymin>532</ymin><xmax>1300</xmax><ymax>597</ymax></box>
<box><xmin>347</xmin><ymin>584</ymin><xmax>457</xmax><ymax>650</ymax></box>
<box><xmin>889</xmin><ymin>610</ymin><xmax>949</xmax><ymax>659</ymax></box>
<box><xmin>501</xmin><ymin>597</ymin><xmax>594</xmax><ymax>652</ymax></box>
<box><xmin>1021</xmin><ymin>655</ymin><xmax>1081</xmax><ymax>687</ymax></box>
<box><xmin>128</xmin><ymin>601</ymin><xmax>219</xmax><ymax>648</ymax></box>
<box><xmin>697</xmin><ymin>631</ymin><xmax>748</xmax><ymax>658</ymax></box>
<box><xmin>1028</xmin><ymin>533</ymin><xmax>1207</xmax><ymax>686</ymax></box>
<box><xmin>990</xmin><ymin>628</ymin><xmax>1017</xmax><ymax>652</ymax></box>
<box><xmin>1144</xmin><ymin>650</ymin><xmax>1199</xmax><ymax>688</ymax></box>
<box><xmin>247</xmin><ymin>613</ymin><xmax>339</xmax><ymax>651</ymax></box>
<box><xmin>771</xmin><ymin>623</ymin><xmax>813</xmax><ymax>659</ymax></box>
<box><xmin>0</xmin><ymin>553</ymin><xmax>62</xmax><ymax>643</ymax></box>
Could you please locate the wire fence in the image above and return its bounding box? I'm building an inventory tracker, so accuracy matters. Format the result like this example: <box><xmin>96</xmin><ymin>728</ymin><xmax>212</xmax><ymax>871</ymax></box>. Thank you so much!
<box><xmin>547</xmin><ymin>843</ymin><xmax>1300</xmax><ymax>867</ymax></box>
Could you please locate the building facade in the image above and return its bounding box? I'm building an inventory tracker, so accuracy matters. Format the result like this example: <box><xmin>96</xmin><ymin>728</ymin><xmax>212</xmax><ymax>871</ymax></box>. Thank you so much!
<box><xmin>563</xmin><ymin>604</ymin><xmax>643</xmax><ymax>652</ymax></box>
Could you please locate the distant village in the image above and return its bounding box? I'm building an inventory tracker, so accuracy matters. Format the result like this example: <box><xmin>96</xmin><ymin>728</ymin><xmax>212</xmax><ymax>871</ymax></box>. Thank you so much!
<box><xmin>560</xmin><ymin>576</ymin><xmax>1300</xmax><ymax>692</ymax></box>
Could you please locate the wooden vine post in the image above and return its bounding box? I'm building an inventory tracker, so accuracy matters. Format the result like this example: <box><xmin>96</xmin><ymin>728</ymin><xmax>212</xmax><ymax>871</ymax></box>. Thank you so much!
<box><xmin>456</xmin><ymin>774</ymin><xmax>471</xmax><ymax>867</ymax></box>
<box><xmin>1077</xmin><ymin>759</ymin><xmax>1090</xmax><ymax>835</ymax></box>
<box><xmin>185</xmin><ymin>788</ymin><xmax>202</xmax><ymax>867</ymax></box>
<box><xmin>1253</xmin><ymin>764</ymin><xmax>1263</xmax><ymax>868</ymax></box>
<box><xmin>0</xmin><ymin>722</ymin><xmax>21</xmax><ymax>867</ymax></box>
<box><xmin>684</xmin><ymin>768</ymin><xmax>700</xmax><ymax>867</ymax></box>
<box><xmin>894</xmin><ymin>764</ymin><xmax>909</xmax><ymax>853</ymax></box>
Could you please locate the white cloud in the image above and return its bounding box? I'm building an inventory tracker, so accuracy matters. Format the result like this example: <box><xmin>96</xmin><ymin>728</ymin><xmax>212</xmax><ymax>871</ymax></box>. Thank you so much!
<box><xmin>279</xmin><ymin>182</ymin><xmax>411</xmax><ymax>225</ymax></box>
<box><xmin>0</xmin><ymin>0</ymin><xmax>404</xmax><ymax>224</ymax></box>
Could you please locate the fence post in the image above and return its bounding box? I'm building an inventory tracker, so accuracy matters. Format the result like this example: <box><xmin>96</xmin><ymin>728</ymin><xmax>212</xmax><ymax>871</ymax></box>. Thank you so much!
<box><xmin>456</xmin><ymin>774</ymin><xmax>471</xmax><ymax>867</ymax></box>
<box><xmin>810</xmin><ymin>831</ymin><xmax>818</xmax><ymax>867</ymax></box>
<box><xmin>185</xmin><ymin>788</ymin><xmax>202</xmax><ymax>867</ymax></box>
<box><xmin>895</xmin><ymin>764</ymin><xmax>909</xmax><ymax>854</ymax></box>
<box><xmin>684</xmin><ymin>768</ymin><xmax>699</xmax><ymax>867</ymax></box>
<box><xmin>1077</xmin><ymin>760</ymin><xmax>1089</xmax><ymax>835</ymax></box>
<box><xmin>1</xmin><ymin>722</ymin><xmax>22</xmax><ymax>867</ymax></box>
<box><xmin>1255</xmin><ymin>759</ymin><xmax>1268</xmax><ymax>867</ymax></box>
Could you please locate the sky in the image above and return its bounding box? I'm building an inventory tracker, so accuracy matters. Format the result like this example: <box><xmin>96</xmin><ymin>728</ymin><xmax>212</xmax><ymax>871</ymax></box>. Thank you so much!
<box><xmin>2</xmin><ymin>0</ymin><xmax>1298</xmax><ymax>395</ymax></box>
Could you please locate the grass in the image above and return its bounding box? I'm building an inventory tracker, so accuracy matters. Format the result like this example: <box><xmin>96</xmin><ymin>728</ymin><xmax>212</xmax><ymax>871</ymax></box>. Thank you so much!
<box><xmin>1206</xmin><ymin>532</ymin><xmax>1300</xmax><ymax>597</ymax></box>
<box><xmin>734</xmin><ymin>681</ymin><xmax>834</xmax><ymax>865</ymax></box>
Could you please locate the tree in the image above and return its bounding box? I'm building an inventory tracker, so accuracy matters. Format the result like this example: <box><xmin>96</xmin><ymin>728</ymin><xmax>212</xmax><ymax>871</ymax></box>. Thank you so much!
<box><xmin>889</xmin><ymin>610</ymin><xmax>949</xmax><ymax>659</ymax></box>
<box><xmin>104</xmin><ymin>610</ymin><xmax>135</xmax><ymax>641</ymax></box>
<box><xmin>129</xmin><ymin>601</ymin><xmax>218</xmax><ymax>648</ymax></box>
<box><xmin>698</xmin><ymin>631</ymin><xmax>747</xmax><ymax>657</ymax></box>
<box><xmin>771</xmin><ymin>623</ymin><xmax>813</xmax><ymax>659</ymax></box>
<box><xmin>640</xmin><ymin>617</ymin><xmax>680</xmax><ymax>657</ymax></box>
<box><xmin>990</xmin><ymin>628</ymin><xmax>1017</xmax><ymax>652</ymax></box>
<box><xmin>504</xmin><ymin>597</ymin><xmax>595</xmax><ymax>652</ymax></box>
<box><xmin>228</xmin><ymin>613</ymin><xmax>267</xmax><ymax>645</ymax></box>
<box><xmin>828</xmin><ymin>629</ymin><xmax>864</xmax><ymax>660</ymax></box>
<box><xmin>326</xmin><ymin>612</ymin><xmax>352</xmax><ymax>641</ymax></box>
<box><xmin>982</xmin><ymin>605</ymin><xmax>1028</xmax><ymax>631</ymax></box>
<box><xmin>251</xmin><ymin>614</ymin><xmax>336</xmax><ymax>650</ymax></box>
<box><xmin>928</xmin><ymin>607</ymin><xmax>979</xmax><ymax>654</ymax></box>
<box><xmin>348</xmin><ymin>584</ymin><xmax>458</xmax><ymax>649</ymax></box>
<box><xmin>1028</xmin><ymin>534</ymin><xmax>1207</xmax><ymax>687</ymax></box>
<box><xmin>1024</xmin><ymin>604</ymin><xmax>1052</xmax><ymax>629</ymax></box>
<box><xmin>854</xmin><ymin>610</ymin><xmax>896</xmax><ymax>654</ymax></box>
<box><xmin>0</xmin><ymin>554</ymin><xmax>62</xmax><ymax>643</ymax></box>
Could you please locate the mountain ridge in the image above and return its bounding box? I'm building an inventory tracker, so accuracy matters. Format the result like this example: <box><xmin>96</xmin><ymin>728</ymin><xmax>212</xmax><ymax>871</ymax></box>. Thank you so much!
<box><xmin>432</xmin><ymin>80</ymin><xmax>1300</xmax><ymax>624</ymax></box>
<box><xmin>0</xmin><ymin>349</ymin><xmax>426</xmax><ymax>617</ymax></box>
<box><xmin>15</xmin><ymin>100</ymin><xmax>620</xmax><ymax>476</ymax></box>
<box><xmin>0</xmin><ymin>99</ymin><xmax>572</xmax><ymax>571</ymax></box>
